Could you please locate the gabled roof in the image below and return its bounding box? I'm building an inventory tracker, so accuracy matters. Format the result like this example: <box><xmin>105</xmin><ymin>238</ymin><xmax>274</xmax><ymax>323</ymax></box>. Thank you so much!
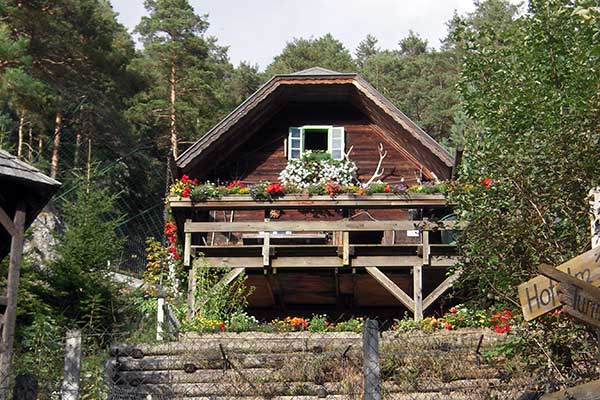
<box><xmin>289</xmin><ymin>67</ymin><xmax>347</xmax><ymax>76</ymax></box>
<box><xmin>176</xmin><ymin>67</ymin><xmax>454</xmax><ymax>178</ymax></box>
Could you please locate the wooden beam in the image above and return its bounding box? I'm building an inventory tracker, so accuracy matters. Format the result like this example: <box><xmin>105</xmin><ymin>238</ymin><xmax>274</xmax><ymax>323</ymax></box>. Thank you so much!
<box><xmin>422</xmin><ymin>230</ymin><xmax>430</xmax><ymax>266</ymax></box>
<box><xmin>365</xmin><ymin>267</ymin><xmax>415</xmax><ymax>311</ymax></box>
<box><xmin>262</xmin><ymin>232</ymin><xmax>270</xmax><ymax>267</ymax></box>
<box><xmin>183</xmin><ymin>231</ymin><xmax>192</xmax><ymax>267</ymax></box>
<box><xmin>169</xmin><ymin>193</ymin><xmax>450</xmax><ymax>211</ymax></box>
<box><xmin>193</xmin><ymin>267</ymin><xmax>245</xmax><ymax>317</ymax></box>
<box><xmin>413</xmin><ymin>265</ymin><xmax>423</xmax><ymax>320</ymax></box>
<box><xmin>0</xmin><ymin>205</ymin><xmax>16</xmax><ymax>237</ymax></box>
<box><xmin>185</xmin><ymin>220</ymin><xmax>457</xmax><ymax>233</ymax></box>
<box><xmin>423</xmin><ymin>270</ymin><xmax>462</xmax><ymax>310</ymax></box>
<box><xmin>342</xmin><ymin>231</ymin><xmax>350</xmax><ymax>265</ymax></box>
<box><xmin>186</xmin><ymin>262</ymin><xmax>197</xmax><ymax>320</ymax></box>
<box><xmin>0</xmin><ymin>202</ymin><xmax>26</xmax><ymax>397</ymax></box>
<box><xmin>202</xmin><ymin>255</ymin><xmax>430</xmax><ymax>269</ymax></box>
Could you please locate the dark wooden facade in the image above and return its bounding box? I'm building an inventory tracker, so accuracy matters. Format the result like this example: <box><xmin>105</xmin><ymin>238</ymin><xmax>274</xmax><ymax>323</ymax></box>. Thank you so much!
<box><xmin>172</xmin><ymin>68</ymin><xmax>459</xmax><ymax>320</ymax></box>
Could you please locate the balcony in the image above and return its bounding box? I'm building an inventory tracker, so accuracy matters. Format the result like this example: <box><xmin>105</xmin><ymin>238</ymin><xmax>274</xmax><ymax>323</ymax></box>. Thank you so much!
<box><xmin>169</xmin><ymin>193</ymin><xmax>461</xmax><ymax>320</ymax></box>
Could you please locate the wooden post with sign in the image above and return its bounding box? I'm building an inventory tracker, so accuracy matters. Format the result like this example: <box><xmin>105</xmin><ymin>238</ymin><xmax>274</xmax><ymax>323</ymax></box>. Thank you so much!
<box><xmin>540</xmin><ymin>378</ymin><xmax>600</xmax><ymax>400</ymax></box>
<box><xmin>518</xmin><ymin>248</ymin><xmax>600</xmax><ymax>321</ymax></box>
<box><xmin>539</xmin><ymin>265</ymin><xmax>600</xmax><ymax>329</ymax></box>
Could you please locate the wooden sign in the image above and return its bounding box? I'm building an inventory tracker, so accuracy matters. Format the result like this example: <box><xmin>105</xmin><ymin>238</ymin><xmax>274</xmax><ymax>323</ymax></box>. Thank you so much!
<box><xmin>539</xmin><ymin>265</ymin><xmax>600</xmax><ymax>329</ymax></box>
<box><xmin>518</xmin><ymin>248</ymin><xmax>600</xmax><ymax>321</ymax></box>
<box><xmin>540</xmin><ymin>377</ymin><xmax>600</xmax><ymax>400</ymax></box>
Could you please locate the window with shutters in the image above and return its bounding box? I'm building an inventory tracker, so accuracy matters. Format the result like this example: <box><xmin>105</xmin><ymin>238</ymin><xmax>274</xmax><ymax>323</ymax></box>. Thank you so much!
<box><xmin>287</xmin><ymin>126</ymin><xmax>345</xmax><ymax>160</ymax></box>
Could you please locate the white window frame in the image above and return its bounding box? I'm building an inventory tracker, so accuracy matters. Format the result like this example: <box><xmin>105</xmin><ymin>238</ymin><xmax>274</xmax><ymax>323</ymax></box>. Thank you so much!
<box><xmin>287</xmin><ymin>125</ymin><xmax>345</xmax><ymax>160</ymax></box>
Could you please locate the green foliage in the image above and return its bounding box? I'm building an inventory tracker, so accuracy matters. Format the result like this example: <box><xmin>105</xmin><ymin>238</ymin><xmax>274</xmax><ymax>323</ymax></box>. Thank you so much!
<box><xmin>265</xmin><ymin>34</ymin><xmax>356</xmax><ymax>76</ymax></box>
<box><xmin>227</xmin><ymin>311</ymin><xmax>260</xmax><ymax>332</ymax></box>
<box><xmin>12</xmin><ymin>314</ymin><xmax>64</xmax><ymax>394</ymax></box>
<box><xmin>48</xmin><ymin>171</ymin><xmax>124</xmax><ymax>330</ymax></box>
<box><xmin>189</xmin><ymin>257</ymin><xmax>253</xmax><ymax>322</ymax></box>
<box><xmin>453</xmin><ymin>0</ymin><xmax>600</xmax><ymax>302</ymax></box>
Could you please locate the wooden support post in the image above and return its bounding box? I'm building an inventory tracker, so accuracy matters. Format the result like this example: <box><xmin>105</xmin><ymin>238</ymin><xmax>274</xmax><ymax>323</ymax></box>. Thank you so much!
<box><xmin>156</xmin><ymin>297</ymin><xmax>165</xmax><ymax>341</ymax></box>
<box><xmin>262</xmin><ymin>232</ymin><xmax>270</xmax><ymax>267</ymax></box>
<box><xmin>366</xmin><ymin>267</ymin><xmax>414</xmax><ymax>311</ymax></box>
<box><xmin>187</xmin><ymin>262</ymin><xmax>197</xmax><ymax>320</ymax></box>
<box><xmin>413</xmin><ymin>265</ymin><xmax>423</xmax><ymax>320</ymax></box>
<box><xmin>342</xmin><ymin>231</ymin><xmax>350</xmax><ymax>266</ymax></box>
<box><xmin>184</xmin><ymin>219</ymin><xmax>192</xmax><ymax>267</ymax></box>
<box><xmin>61</xmin><ymin>329</ymin><xmax>82</xmax><ymax>400</ymax></box>
<box><xmin>422</xmin><ymin>230</ymin><xmax>430</xmax><ymax>266</ymax></box>
<box><xmin>0</xmin><ymin>203</ymin><xmax>25</xmax><ymax>400</ymax></box>
<box><xmin>362</xmin><ymin>319</ymin><xmax>381</xmax><ymax>400</ymax></box>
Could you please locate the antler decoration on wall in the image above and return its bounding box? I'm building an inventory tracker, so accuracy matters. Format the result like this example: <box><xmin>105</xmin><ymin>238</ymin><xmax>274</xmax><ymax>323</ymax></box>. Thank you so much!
<box><xmin>344</xmin><ymin>145</ymin><xmax>354</xmax><ymax>161</ymax></box>
<box><xmin>363</xmin><ymin>143</ymin><xmax>387</xmax><ymax>188</ymax></box>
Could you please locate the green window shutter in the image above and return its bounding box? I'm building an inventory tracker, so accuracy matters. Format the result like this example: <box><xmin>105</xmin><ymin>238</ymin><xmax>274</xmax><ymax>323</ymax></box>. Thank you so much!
<box><xmin>330</xmin><ymin>127</ymin><xmax>345</xmax><ymax>160</ymax></box>
<box><xmin>288</xmin><ymin>127</ymin><xmax>303</xmax><ymax>159</ymax></box>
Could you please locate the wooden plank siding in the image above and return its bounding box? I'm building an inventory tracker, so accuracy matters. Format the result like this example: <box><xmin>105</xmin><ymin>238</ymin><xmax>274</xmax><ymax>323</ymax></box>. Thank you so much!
<box><xmin>198</xmin><ymin>103</ymin><xmax>431</xmax><ymax>185</ymax></box>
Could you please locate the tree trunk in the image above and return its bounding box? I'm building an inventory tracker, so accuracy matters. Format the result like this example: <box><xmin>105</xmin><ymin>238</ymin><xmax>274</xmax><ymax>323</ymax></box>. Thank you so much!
<box><xmin>38</xmin><ymin>136</ymin><xmax>43</xmax><ymax>157</ymax></box>
<box><xmin>28</xmin><ymin>125</ymin><xmax>33</xmax><ymax>161</ymax></box>
<box><xmin>74</xmin><ymin>129</ymin><xmax>82</xmax><ymax>168</ymax></box>
<box><xmin>17</xmin><ymin>108</ymin><xmax>25</xmax><ymax>159</ymax></box>
<box><xmin>170</xmin><ymin>63</ymin><xmax>177</xmax><ymax>159</ymax></box>
<box><xmin>50</xmin><ymin>111</ymin><xmax>62</xmax><ymax>178</ymax></box>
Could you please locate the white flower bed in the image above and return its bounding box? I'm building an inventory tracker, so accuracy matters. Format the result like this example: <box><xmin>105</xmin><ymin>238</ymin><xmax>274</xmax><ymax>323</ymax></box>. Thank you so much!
<box><xmin>279</xmin><ymin>151</ymin><xmax>357</xmax><ymax>189</ymax></box>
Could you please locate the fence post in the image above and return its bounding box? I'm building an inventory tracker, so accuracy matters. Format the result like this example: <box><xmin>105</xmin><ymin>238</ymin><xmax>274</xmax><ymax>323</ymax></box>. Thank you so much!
<box><xmin>157</xmin><ymin>296</ymin><xmax>165</xmax><ymax>341</ymax></box>
<box><xmin>61</xmin><ymin>329</ymin><xmax>81</xmax><ymax>400</ymax></box>
<box><xmin>362</xmin><ymin>319</ymin><xmax>381</xmax><ymax>400</ymax></box>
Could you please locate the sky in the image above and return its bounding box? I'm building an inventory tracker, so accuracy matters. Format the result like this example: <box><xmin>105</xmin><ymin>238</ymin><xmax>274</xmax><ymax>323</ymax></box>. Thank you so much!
<box><xmin>111</xmin><ymin>0</ymin><xmax>515</xmax><ymax>70</ymax></box>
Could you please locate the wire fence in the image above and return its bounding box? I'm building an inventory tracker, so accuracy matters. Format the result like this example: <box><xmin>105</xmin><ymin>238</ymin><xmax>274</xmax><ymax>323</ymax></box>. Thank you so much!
<box><xmin>4</xmin><ymin>321</ymin><xmax>578</xmax><ymax>400</ymax></box>
<box><xmin>1</xmin><ymin>116</ymin><xmax>168</xmax><ymax>278</ymax></box>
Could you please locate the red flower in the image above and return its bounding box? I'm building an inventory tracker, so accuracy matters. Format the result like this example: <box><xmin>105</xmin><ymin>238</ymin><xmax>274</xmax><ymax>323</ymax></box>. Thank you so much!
<box><xmin>181</xmin><ymin>174</ymin><xmax>190</xmax><ymax>183</ymax></box>
<box><xmin>164</xmin><ymin>222</ymin><xmax>177</xmax><ymax>235</ymax></box>
<box><xmin>227</xmin><ymin>180</ymin><xmax>245</xmax><ymax>189</ymax></box>
<box><xmin>266</xmin><ymin>182</ymin><xmax>283</xmax><ymax>193</ymax></box>
<box><xmin>219</xmin><ymin>323</ymin><xmax>225</xmax><ymax>332</ymax></box>
<box><xmin>493</xmin><ymin>324</ymin><xmax>510</xmax><ymax>334</ymax></box>
<box><xmin>193</xmin><ymin>178</ymin><xmax>199</xmax><ymax>184</ymax></box>
<box><xmin>553</xmin><ymin>308</ymin><xmax>562</xmax><ymax>316</ymax></box>
<box><xmin>449</xmin><ymin>307</ymin><xmax>457</xmax><ymax>313</ymax></box>
<box><xmin>480</xmin><ymin>177</ymin><xmax>493</xmax><ymax>189</ymax></box>
<box><xmin>384</xmin><ymin>185</ymin><xmax>390</xmax><ymax>193</ymax></box>
<box><xmin>357</xmin><ymin>188</ymin><xmax>365</xmax><ymax>196</ymax></box>
<box><xmin>182</xmin><ymin>186</ymin><xmax>191</xmax><ymax>198</ymax></box>
<box><xmin>444</xmin><ymin>322</ymin><xmax>452</xmax><ymax>330</ymax></box>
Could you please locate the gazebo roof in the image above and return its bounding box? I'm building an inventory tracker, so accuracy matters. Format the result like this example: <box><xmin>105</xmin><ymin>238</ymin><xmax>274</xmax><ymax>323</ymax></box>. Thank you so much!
<box><xmin>0</xmin><ymin>150</ymin><xmax>61</xmax><ymax>258</ymax></box>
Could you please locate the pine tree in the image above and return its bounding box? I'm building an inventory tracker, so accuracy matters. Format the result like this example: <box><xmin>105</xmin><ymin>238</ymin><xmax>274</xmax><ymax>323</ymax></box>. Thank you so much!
<box><xmin>265</xmin><ymin>34</ymin><xmax>356</xmax><ymax>76</ymax></box>
<box><xmin>133</xmin><ymin>0</ymin><xmax>221</xmax><ymax>159</ymax></box>
<box><xmin>355</xmin><ymin>34</ymin><xmax>379</xmax><ymax>68</ymax></box>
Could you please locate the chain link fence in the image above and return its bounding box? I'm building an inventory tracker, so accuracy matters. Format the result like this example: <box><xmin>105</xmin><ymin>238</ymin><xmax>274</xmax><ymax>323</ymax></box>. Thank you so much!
<box><xmin>4</xmin><ymin>319</ymin><xmax>600</xmax><ymax>399</ymax></box>
<box><xmin>106</xmin><ymin>325</ymin><xmax>538</xmax><ymax>400</ymax></box>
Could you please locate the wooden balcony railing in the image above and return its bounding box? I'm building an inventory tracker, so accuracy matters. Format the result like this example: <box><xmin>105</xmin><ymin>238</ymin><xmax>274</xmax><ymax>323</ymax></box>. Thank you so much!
<box><xmin>169</xmin><ymin>193</ymin><xmax>461</xmax><ymax>320</ymax></box>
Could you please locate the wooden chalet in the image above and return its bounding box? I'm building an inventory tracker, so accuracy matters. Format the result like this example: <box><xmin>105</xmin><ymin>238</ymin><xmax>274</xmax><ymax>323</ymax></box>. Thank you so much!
<box><xmin>0</xmin><ymin>150</ymin><xmax>60</xmax><ymax>398</ymax></box>
<box><xmin>170</xmin><ymin>67</ymin><xmax>460</xmax><ymax>320</ymax></box>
